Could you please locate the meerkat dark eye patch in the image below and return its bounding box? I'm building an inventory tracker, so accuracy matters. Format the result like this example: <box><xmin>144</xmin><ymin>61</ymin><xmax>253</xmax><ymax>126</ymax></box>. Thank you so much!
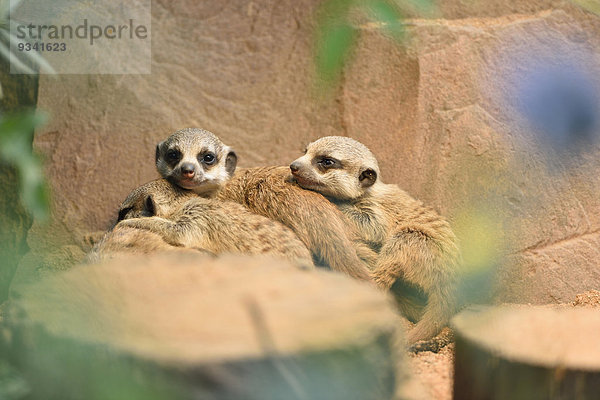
<box><xmin>225</xmin><ymin>150</ymin><xmax>238</xmax><ymax>176</ymax></box>
<box><xmin>117</xmin><ymin>206</ymin><xmax>133</xmax><ymax>222</ymax></box>
<box><xmin>165</xmin><ymin>148</ymin><xmax>182</xmax><ymax>165</ymax></box>
<box><xmin>359</xmin><ymin>168</ymin><xmax>377</xmax><ymax>187</ymax></box>
<box><xmin>316</xmin><ymin>157</ymin><xmax>341</xmax><ymax>170</ymax></box>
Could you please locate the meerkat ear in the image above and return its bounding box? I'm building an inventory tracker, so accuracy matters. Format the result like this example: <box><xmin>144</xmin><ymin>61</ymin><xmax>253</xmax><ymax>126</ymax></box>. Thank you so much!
<box><xmin>359</xmin><ymin>168</ymin><xmax>377</xmax><ymax>187</ymax></box>
<box><xmin>143</xmin><ymin>195</ymin><xmax>157</xmax><ymax>216</ymax></box>
<box><xmin>155</xmin><ymin>141</ymin><xmax>164</xmax><ymax>164</ymax></box>
<box><xmin>117</xmin><ymin>206</ymin><xmax>133</xmax><ymax>222</ymax></box>
<box><xmin>225</xmin><ymin>149</ymin><xmax>238</xmax><ymax>176</ymax></box>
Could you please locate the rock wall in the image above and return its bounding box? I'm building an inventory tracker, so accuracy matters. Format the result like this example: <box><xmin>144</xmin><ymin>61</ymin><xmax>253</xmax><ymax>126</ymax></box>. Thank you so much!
<box><xmin>20</xmin><ymin>0</ymin><xmax>600</xmax><ymax>303</ymax></box>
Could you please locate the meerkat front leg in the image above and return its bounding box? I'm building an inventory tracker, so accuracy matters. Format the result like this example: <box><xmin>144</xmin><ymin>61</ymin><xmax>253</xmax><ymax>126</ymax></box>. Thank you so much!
<box><xmin>371</xmin><ymin>230</ymin><xmax>458</xmax><ymax>343</ymax></box>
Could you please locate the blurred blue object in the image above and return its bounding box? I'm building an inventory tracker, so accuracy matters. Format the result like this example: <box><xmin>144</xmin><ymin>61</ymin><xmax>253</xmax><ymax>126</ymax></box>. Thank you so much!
<box><xmin>517</xmin><ymin>63</ymin><xmax>599</xmax><ymax>154</ymax></box>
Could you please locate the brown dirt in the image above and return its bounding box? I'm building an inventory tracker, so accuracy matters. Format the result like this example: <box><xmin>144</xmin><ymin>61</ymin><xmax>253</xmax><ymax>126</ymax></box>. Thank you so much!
<box><xmin>572</xmin><ymin>289</ymin><xmax>600</xmax><ymax>307</ymax></box>
<box><xmin>405</xmin><ymin>343</ymin><xmax>454</xmax><ymax>400</ymax></box>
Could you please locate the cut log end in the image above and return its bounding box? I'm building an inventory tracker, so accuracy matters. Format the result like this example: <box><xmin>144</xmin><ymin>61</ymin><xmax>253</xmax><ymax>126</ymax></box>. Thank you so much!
<box><xmin>6</xmin><ymin>253</ymin><xmax>406</xmax><ymax>400</ymax></box>
<box><xmin>452</xmin><ymin>305</ymin><xmax>600</xmax><ymax>400</ymax></box>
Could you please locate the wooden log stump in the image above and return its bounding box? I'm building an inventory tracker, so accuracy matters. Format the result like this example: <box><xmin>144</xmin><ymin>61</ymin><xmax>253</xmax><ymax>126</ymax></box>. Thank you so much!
<box><xmin>4</xmin><ymin>253</ymin><xmax>404</xmax><ymax>400</ymax></box>
<box><xmin>452</xmin><ymin>305</ymin><xmax>600</xmax><ymax>400</ymax></box>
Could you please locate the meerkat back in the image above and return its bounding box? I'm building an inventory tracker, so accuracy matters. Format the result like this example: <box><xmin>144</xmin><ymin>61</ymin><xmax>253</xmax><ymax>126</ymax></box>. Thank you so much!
<box><xmin>109</xmin><ymin>179</ymin><xmax>315</xmax><ymax>269</ymax></box>
<box><xmin>218</xmin><ymin>166</ymin><xmax>373</xmax><ymax>281</ymax></box>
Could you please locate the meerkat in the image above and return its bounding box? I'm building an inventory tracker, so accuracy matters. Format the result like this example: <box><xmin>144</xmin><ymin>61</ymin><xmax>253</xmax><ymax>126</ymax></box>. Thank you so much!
<box><xmin>154</xmin><ymin>128</ymin><xmax>373</xmax><ymax>281</ymax></box>
<box><xmin>86</xmin><ymin>226</ymin><xmax>211</xmax><ymax>264</ymax></box>
<box><xmin>155</xmin><ymin>127</ymin><xmax>237</xmax><ymax>196</ymax></box>
<box><xmin>85</xmin><ymin>180</ymin><xmax>208</xmax><ymax>263</ymax></box>
<box><xmin>94</xmin><ymin>179</ymin><xmax>315</xmax><ymax>268</ymax></box>
<box><xmin>218</xmin><ymin>166</ymin><xmax>375</xmax><ymax>281</ymax></box>
<box><xmin>289</xmin><ymin>136</ymin><xmax>461</xmax><ymax>343</ymax></box>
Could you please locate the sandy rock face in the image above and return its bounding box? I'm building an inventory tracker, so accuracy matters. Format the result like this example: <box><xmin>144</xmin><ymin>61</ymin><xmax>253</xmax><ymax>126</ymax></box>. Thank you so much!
<box><xmin>341</xmin><ymin>7</ymin><xmax>600</xmax><ymax>304</ymax></box>
<box><xmin>6</xmin><ymin>253</ymin><xmax>403</xmax><ymax>400</ymax></box>
<box><xmin>20</xmin><ymin>1</ymin><xmax>600</xmax><ymax>304</ymax></box>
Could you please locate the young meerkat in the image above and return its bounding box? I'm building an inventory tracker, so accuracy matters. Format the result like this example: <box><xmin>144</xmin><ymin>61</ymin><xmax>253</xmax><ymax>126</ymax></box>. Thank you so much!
<box><xmin>155</xmin><ymin>127</ymin><xmax>237</xmax><ymax>196</ymax></box>
<box><xmin>86</xmin><ymin>180</ymin><xmax>209</xmax><ymax>263</ymax></box>
<box><xmin>97</xmin><ymin>179</ymin><xmax>315</xmax><ymax>268</ymax></box>
<box><xmin>155</xmin><ymin>128</ymin><xmax>373</xmax><ymax>281</ymax></box>
<box><xmin>289</xmin><ymin>136</ymin><xmax>461</xmax><ymax>343</ymax></box>
<box><xmin>86</xmin><ymin>226</ymin><xmax>211</xmax><ymax>264</ymax></box>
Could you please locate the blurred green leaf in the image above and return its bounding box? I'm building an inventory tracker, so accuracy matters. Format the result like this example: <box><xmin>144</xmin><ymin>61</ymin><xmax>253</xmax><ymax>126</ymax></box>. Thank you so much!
<box><xmin>0</xmin><ymin>358</ymin><xmax>30</xmax><ymax>400</ymax></box>
<box><xmin>454</xmin><ymin>210</ymin><xmax>502</xmax><ymax>273</ymax></box>
<box><xmin>314</xmin><ymin>0</ymin><xmax>438</xmax><ymax>92</ymax></box>
<box><xmin>0</xmin><ymin>111</ymin><xmax>50</xmax><ymax>221</ymax></box>
<box><xmin>368</xmin><ymin>0</ymin><xmax>405</xmax><ymax>39</ymax></box>
<box><xmin>569</xmin><ymin>0</ymin><xmax>600</xmax><ymax>15</ymax></box>
<box><xmin>0</xmin><ymin>29</ymin><xmax>56</xmax><ymax>74</ymax></box>
<box><xmin>315</xmin><ymin>22</ymin><xmax>358</xmax><ymax>86</ymax></box>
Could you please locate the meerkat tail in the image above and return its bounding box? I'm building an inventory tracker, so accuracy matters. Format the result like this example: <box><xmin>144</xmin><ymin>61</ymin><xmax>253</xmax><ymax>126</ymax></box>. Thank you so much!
<box><xmin>406</xmin><ymin>287</ymin><xmax>454</xmax><ymax>343</ymax></box>
<box><xmin>371</xmin><ymin>229</ymin><xmax>459</xmax><ymax>343</ymax></box>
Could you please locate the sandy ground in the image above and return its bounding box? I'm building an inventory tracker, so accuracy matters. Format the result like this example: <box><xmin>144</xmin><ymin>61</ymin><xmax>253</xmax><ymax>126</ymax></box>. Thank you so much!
<box><xmin>404</xmin><ymin>289</ymin><xmax>600</xmax><ymax>400</ymax></box>
<box><xmin>407</xmin><ymin>344</ymin><xmax>454</xmax><ymax>400</ymax></box>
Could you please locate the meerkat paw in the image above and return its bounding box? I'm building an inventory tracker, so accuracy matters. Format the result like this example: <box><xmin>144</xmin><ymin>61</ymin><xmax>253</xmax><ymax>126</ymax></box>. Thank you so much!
<box><xmin>117</xmin><ymin>216</ymin><xmax>168</xmax><ymax>230</ymax></box>
<box><xmin>408</xmin><ymin>327</ymin><xmax>454</xmax><ymax>353</ymax></box>
<box><xmin>117</xmin><ymin>217</ymin><xmax>151</xmax><ymax>230</ymax></box>
<box><xmin>370</xmin><ymin>269</ymin><xmax>397</xmax><ymax>290</ymax></box>
<box><xmin>115</xmin><ymin>217</ymin><xmax>180</xmax><ymax>246</ymax></box>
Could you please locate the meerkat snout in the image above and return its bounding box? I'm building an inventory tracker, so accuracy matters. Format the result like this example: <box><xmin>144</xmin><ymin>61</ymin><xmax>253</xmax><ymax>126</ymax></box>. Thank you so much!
<box><xmin>156</xmin><ymin>128</ymin><xmax>237</xmax><ymax>196</ymax></box>
<box><xmin>180</xmin><ymin>162</ymin><xmax>196</xmax><ymax>179</ymax></box>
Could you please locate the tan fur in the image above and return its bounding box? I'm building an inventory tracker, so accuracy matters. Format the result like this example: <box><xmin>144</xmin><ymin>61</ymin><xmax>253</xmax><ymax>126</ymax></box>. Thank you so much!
<box><xmin>87</xmin><ymin>179</ymin><xmax>209</xmax><ymax>263</ymax></box>
<box><xmin>159</xmin><ymin>129</ymin><xmax>372</xmax><ymax>281</ymax></box>
<box><xmin>155</xmin><ymin>127</ymin><xmax>237</xmax><ymax>196</ymax></box>
<box><xmin>101</xmin><ymin>179</ymin><xmax>314</xmax><ymax>268</ymax></box>
<box><xmin>95</xmin><ymin>129</ymin><xmax>372</xmax><ymax>281</ymax></box>
<box><xmin>117</xmin><ymin>178</ymin><xmax>195</xmax><ymax>221</ymax></box>
<box><xmin>290</xmin><ymin>136</ymin><xmax>461</xmax><ymax>343</ymax></box>
<box><xmin>217</xmin><ymin>166</ymin><xmax>373</xmax><ymax>282</ymax></box>
<box><xmin>86</xmin><ymin>226</ymin><xmax>211</xmax><ymax>263</ymax></box>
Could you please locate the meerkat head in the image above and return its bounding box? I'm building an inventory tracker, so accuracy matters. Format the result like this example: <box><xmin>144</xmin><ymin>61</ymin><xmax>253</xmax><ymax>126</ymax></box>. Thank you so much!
<box><xmin>289</xmin><ymin>136</ymin><xmax>380</xmax><ymax>200</ymax></box>
<box><xmin>116</xmin><ymin>179</ymin><xmax>191</xmax><ymax>222</ymax></box>
<box><xmin>155</xmin><ymin>128</ymin><xmax>237</xmax><ymax>196</ymax></box>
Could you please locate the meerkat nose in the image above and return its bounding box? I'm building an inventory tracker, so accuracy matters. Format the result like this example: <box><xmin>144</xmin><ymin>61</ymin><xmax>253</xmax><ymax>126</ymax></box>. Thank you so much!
<box><xmin>181</xmin><ymin>162</ymin><xmax>196</xmax><ymax>178</ymax></box>
<box><xmin>290</xmin><ymin>161</ymin><xmax>300</xmax><ymax>173</ymax></box>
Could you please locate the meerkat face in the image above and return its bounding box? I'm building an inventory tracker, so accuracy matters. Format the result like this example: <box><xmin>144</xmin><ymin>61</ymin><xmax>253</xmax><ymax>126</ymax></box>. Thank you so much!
<box><xmin>156</xmin><ymin>128</ymin><xmax>237</xmax><ymax>196</ymax></box>
<box><xmin>116</xmin><ymin>179</ymin><xmax>191</xmax><ymax>222</ymax></box>
<box><xmin>289</xmin><ymin>136</ymin><xmax>380</xmax><ymax>200</ymax></box>
<box><xmin>117</xmin><ymin>180</ymin><xmax>177</xmax><ymax>222</ymax></box>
